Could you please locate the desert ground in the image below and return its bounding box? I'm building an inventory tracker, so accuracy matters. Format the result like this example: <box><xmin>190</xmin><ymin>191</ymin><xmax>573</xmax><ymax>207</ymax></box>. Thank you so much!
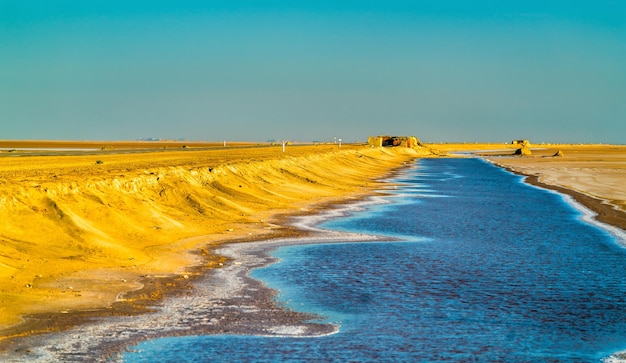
<box><xmin>0</xmin><ymin>140</ymin><xmax>624</xmax><ymax>346</ymax></box>
<box><xmin>0</xmin><ymin>141</ymin><xmax>427</xmax><ymax>340</ymax></box>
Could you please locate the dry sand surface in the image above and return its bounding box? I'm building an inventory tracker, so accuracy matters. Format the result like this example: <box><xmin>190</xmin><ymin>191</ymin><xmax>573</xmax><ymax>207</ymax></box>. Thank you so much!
<box><xmin>0</xmin><ymin>139</ymin><xmax>254</xmax><ymax>151</ymax></box>
<box><xmin>0</xmin><ymin>142</ymin><xmax>427</xmax><ymax>341</ymax></box>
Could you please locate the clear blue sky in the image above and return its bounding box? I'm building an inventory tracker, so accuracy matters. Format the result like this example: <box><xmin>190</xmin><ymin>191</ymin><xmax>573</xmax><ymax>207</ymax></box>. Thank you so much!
<box><xmin>1</xmin><ymin>1</ymin><xmax>625</xmax><ymax>143</ymax></box>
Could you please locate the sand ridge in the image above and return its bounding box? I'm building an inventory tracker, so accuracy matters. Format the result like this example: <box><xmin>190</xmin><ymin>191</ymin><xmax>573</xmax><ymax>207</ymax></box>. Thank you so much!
<box><xmin>0</xmin><ymin>143</ymin><xmax>427</xmax><ymax>336</ymax></box>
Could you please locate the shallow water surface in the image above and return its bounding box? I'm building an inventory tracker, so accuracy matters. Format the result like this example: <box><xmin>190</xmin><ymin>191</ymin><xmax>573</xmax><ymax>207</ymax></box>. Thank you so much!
<box><xmin>124</xmin><ymin>158</ymin><xmax>626</xmax><ymax>362</ymax></box>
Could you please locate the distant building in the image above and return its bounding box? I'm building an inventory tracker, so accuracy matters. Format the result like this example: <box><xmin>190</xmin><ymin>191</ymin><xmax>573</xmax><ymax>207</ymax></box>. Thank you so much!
<box><xmin>368</xmin><ymin>135</ymin><xmax>420</xmax><ymax>148</ymax></box>
<box><xmin>512</xmin><ymin>139</ymin><xmax>530</xmax><ymax>146</ymax></box>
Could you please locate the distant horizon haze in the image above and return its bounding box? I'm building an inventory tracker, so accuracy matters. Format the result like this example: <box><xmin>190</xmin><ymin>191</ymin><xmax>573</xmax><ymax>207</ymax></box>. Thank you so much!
<box><xmin>1</xmin><ymin>1</ymin><xmax>624</xmax><ymax>144</ymax></box>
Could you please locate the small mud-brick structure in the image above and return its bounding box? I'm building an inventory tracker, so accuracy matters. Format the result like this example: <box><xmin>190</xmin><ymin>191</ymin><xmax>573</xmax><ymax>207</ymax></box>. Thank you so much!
<box><xmin>368</xmin><ymin>135</ymin><xmax>420</xmax><ymax>148</ymax></box>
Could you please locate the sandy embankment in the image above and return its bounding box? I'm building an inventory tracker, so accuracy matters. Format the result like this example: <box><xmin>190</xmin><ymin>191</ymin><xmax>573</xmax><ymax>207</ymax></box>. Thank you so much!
<box><xmin>0</xmin><ymin>143</ymin><xmax>428</xmax><ymax>339</ymax></box>
<box><xmin>0</xmin><ymin>207</ymin><xmax>396</xmax><ymax>363</ymax></box>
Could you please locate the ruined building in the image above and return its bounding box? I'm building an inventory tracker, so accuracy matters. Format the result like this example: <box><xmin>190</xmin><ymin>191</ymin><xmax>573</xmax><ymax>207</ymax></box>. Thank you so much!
<box><xmin>367</xmin><ymin>135</ymin><xmax>420</xmax><ymax>148</ymax></box>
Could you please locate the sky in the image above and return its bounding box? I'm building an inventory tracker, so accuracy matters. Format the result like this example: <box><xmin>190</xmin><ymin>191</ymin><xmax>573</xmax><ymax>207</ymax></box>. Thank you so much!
<box><xmin>1</xmin><ymin>1</ymin><xmax>625</xmax><ymax>143</ymax></box>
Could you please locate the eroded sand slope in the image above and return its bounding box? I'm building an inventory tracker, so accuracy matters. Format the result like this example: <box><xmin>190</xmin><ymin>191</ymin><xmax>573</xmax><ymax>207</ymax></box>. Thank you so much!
<box><xmin>0</xmin><ymin>144</ymin><xmax>425</xmax><ymax>330</ymax></box>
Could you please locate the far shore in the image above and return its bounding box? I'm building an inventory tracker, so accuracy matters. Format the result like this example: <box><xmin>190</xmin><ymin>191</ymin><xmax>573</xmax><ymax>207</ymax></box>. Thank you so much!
<box><xmin>432</xmin><ymin>142</ymin><xmax>626</xmax><ymax>231</ymax></box>
<box><xmin>481</xmin><ymin>144</ymin><xmax>626</xmax><ymax>232</ymax></box>
<box><xmin>0</xmin><ymin>140</ymin><xmax>625</xmax><ymax>360</ymax></box>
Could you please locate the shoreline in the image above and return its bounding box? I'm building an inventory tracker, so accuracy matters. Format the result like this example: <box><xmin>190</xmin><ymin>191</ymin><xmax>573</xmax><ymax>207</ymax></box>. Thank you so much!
<box><xmin>0</xmin><ymin>152</ymin><xmax>415</xmax><ymax>362</ymax></box>
<box><xmin>0</xmin><ymin>194</ymin><xmax>397</xmax><ymax>363</ymax></box>
<box><xmin>496</xmin><ymin>164</ymin><xmax>626</xmax><ymax>234</ymax></box>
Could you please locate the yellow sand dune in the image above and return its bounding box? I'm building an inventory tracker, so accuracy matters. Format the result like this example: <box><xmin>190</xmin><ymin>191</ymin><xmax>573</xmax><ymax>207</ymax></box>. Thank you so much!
<box><xmin>0</xmin><ymin>144</ymin><xmax>426</xmax><ymax>331</ymax></box>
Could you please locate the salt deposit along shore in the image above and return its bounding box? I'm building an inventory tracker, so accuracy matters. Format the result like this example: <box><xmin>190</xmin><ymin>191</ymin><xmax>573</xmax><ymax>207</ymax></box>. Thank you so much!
<box><xmin>0</xmin><ymin>184</ymin><xmax>402</xmax><ymax>362</ymax></box>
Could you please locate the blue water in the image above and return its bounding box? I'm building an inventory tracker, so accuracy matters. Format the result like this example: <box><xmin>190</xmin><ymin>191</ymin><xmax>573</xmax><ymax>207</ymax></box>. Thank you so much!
<box><xmin>123</xmin><ymin>158</ymin><xmax>626</xmax><ymax>362</ymax></box>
